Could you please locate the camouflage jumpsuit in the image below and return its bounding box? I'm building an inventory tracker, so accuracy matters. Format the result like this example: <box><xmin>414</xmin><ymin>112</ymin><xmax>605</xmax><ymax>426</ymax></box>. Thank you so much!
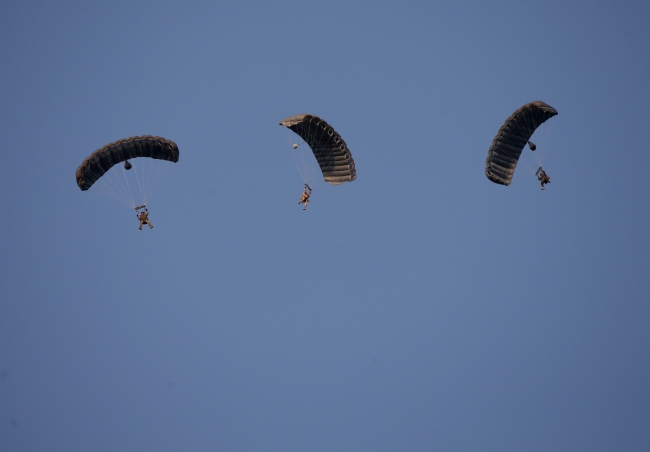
<box><xmin>138</xmin><ymin>210</ymin><xmax>153</xmax><ymax>229</ymax></box>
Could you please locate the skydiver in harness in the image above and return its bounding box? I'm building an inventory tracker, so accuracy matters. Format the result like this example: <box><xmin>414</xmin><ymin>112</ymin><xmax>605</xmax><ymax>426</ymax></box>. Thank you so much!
<box><xmin>136</xmin><ymin>206</ymin><xmax>153</xmax><ymax>229</ymax></box>
<box><xmin>299</xmin><ymin>184</ymin><xmax>312</xmax><ymax>210</ymax></box>
<box><xmin>536</xmin><ymin>167</ymin><xmax>551</xmax><ymax>190</ymax></box>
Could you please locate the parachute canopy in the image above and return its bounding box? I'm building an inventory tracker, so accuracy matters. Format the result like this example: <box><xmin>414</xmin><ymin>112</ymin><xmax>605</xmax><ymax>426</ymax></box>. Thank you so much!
<box><xmin>280</xmin><ymin>114</ymin><xmax>356</xmax><ymax>186</ymax></box>
<box><xmin>76</xmin><ymin>136</ymin><xmax>179</xmax><ymax>191</ymax></box>
<box><xmin>485</xmin><ymin>101</ymin><xmax>557</xmax><ymax>186</ymax></box>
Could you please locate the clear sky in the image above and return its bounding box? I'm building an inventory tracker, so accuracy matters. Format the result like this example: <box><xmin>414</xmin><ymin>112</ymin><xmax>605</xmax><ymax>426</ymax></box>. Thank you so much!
<box><xmin>1</xmin><ymin>1</ymin><xmax>649</xmax><ymax>451</ymax></box>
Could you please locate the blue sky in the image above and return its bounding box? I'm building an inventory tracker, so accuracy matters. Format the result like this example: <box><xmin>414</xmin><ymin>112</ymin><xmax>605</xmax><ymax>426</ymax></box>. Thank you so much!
<box><xmin>1</xmin><ymin>1</ymin><xmax>649</xmax><ymax>451</ymax></box>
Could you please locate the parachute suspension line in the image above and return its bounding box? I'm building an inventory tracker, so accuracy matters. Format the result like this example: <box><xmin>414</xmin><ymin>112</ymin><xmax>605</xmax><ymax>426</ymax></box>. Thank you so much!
<box><xmin>288</xmin><ymin>129</ymin><xmax>307</xmax><ymax>184</ymax></box>
<box><xmin>146</xmin><ymin>155</ymin><xmax>160</xmax><ymax>206</ymax></box>
<box><xmin>531</xmin><ymin>107</ymin><xmax>545</xmax><ymax>171</ymax></box>
<box><xmin>133</xmin><ymin>156</ymin><xmax>171</xmax><ymax>207</ymax></box>
<box><xmin>145</xmin><ymin>158</ymin><xmax>154</xmax><ymax>203</ymax></box>
<box><xmin>138</xmin><ymin>156</ymin><xmax>147</xmax><ymax>205</ymax></box>
<box><xmin>130</xmin><ymin>157</ymin><xmax>146</xmax><ymax>206</ymax></box>
<box><xmin>142</xmin><ymin>155</ymin><xmax>159</xmax><ymax>205</ymax></box>
<box><xmin>93</xmin><ymin>182</ymin><xmax>135</xmax><ymax>208</ymax></box>
<box><xmin>139</xmin><ymin>157</ymin><xmax>147</xmax><ymax>203</ymax></box>
<box><xmin>111</xmin><ymin>164</ymin><xmax>134</xmax><ymax>206</ymax></box>
<box><xmin>90</xmin><ymin>158</ymin><xmax>171</xmax><ymax>210</ymax></box>
<box><xmin>297</xmin><ymin>136</ymin><xmax>309</xmax><ymax>184</ymax></box>
<box><xmin>100</xmin><ymin>163</ymin><xmax>131</xmax><ymax>207</ymax></box>
<box><xmin>309</xmin><ymin>118</ymin><xmax>326</xmax><ymax>189</ymax></box>
<box><xmin>319</xmin><ymin>120</ymin><xmax>331</xmax><ymax>186</ymax></box>
<box><xmin>91</xmin><ymin>183</ymin><xmax>133</xmax><ymax>208</ymax></box>
<box><xmin>302</xmin><ymin>121</ymin><xmax>311</xmax><ymax>184</ymax></box>
<box><xmin>520</xmin><ymin>108</ymin><xmax>538</xmax><ymax>175</ymax></box>
<box><xmin>520</xmin><ymin>156</ymin><xmax>538</xmax><ymax>176</ymax></box>
<box><xmin>516</xmin><ymin>106</ymin><xmax>541</xmax><ymax>176</ymax></box>
<box><xmin>314</xmin><ymin>118</ymin><xmax>334</xmax><ymax>187</ymax></box>
<box><xmin>533</xmin><ymin>108</ymin><xmax>543</xmax><ymax>168</ymax></box>
<box><xmin>147</xmin><ymin>158</ymin><xmax>172</xmax><ymax>205</ymax></box>
<box><xmin>536</xmin><ymin>108</ymin><xmax>553</xmax><ymax>169</ymax></box>
<box><xmin>119</xmin><ymin>163</ymin><xmax>138</xmax><ymax>207</ymax></box>
<box><xmin>147</xmin><ymin>156</ymin><xmax>167</xmax><ymax>205</ymax></box>
<box><xmin>301</xmin><ymin>146</ymin><xmax>314</xmax><ymax>184</ymax></box>
<box><xmin>110</xmin><ymin>163</ymin><xmax>136</xmax><ymax>207</ymax></box>
<box><xmin>532</xmin><ymin>107</ymin><xmax>544</xmax><ymax>168</ymax></box>
<box><xmin>518</xmin><ymin>113</ymin><xmax>537</xmax><ymax>177</ymax></box>
<box><xmin>514</xmin><ymin>106</ymin><xmax>554</xmax><ymax>177</ymax></box>
<box><xmin>142</xmin><ymin>156</ymin><xmax>151</xmax><ymax>205</ymax></box>
<box><xmin>306</xmin><ymin>118</ymin><xmax>320</xmax><ymax>187</ymax></box>
<box><xmin>87</xmin><ymin>165</ymin><xmax>135</xmax><ymax>208</ymax></box>
<box><xmin>527</xmin><ymin>106</ymin><xmax>552</xmax><ymax>170</ymax></box>
<box><xmin>95</xmin><ymin>167</ymin><xmax>124</xmax><ymax>205</ymax></box>
<box><xmin>288</xmin><ymin>120</ymin><xmax>323</xmax><ymax>189</ymax></box>
<box><xmin>287</xmin><ymin>128</ymin><xmax>302</xmax><ymax>183</ymax></box>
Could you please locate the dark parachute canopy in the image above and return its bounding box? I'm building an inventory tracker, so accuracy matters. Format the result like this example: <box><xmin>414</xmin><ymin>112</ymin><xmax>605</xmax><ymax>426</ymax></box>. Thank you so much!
<box><xmin>280</xmin><ymin>114</ymin><xmax>356</xmax><ymax>185</ymax></box>
<box><xmin>76</xmin><ymin>136</ymin><xmax>179</xmax><ymax>191</ymax></box>
<box><xmin>485</xmin><ymin>101</ymin><xmax>558</xmax><ymax>186</ymax></box>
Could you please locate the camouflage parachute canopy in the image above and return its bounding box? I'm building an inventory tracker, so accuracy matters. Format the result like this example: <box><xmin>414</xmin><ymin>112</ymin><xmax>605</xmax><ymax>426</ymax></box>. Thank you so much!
<box><xmin>280</xmin><ymin>114</ymin><xmax>356</xmax><ymax>186</ymax></box>
<box><xmin>76</xmin><ymin>136</ymin><xmax>179</xmax><ymax>191</ymax></box>
<box><xmin>485</xmin><ymin>101</ymin><xmax>558</xmax><ymax>186</ymax></box>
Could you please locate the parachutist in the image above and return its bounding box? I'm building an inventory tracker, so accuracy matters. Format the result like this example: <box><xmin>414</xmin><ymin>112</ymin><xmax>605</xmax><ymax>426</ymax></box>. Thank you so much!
<box><xmin>485</xmin><ymin>102</ymin><xmax>557</xmax><ymax>186</ymax></box>
<box><xmin>537</xmin><ymin>168</ymin><xmax>551</xmax><ymax>190</ymax></box>
<box><xmin>124</xmin><ymin>160</ymin><xmax>132</xmax><ymax>170</ymax></box>
<box><xmin>299</xmin><ymin>184</ymin><xmax>312</xmax><ymax>210</ymax></box>
<box><xmin>280</xmin><ymin>114</ymin><xmax>356</xmax><ymax>186</ymax></box>
<box><xmin>137</xmin><ymin>208</ymin><xmax>153</xmax><ymax>229</ymax></box>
